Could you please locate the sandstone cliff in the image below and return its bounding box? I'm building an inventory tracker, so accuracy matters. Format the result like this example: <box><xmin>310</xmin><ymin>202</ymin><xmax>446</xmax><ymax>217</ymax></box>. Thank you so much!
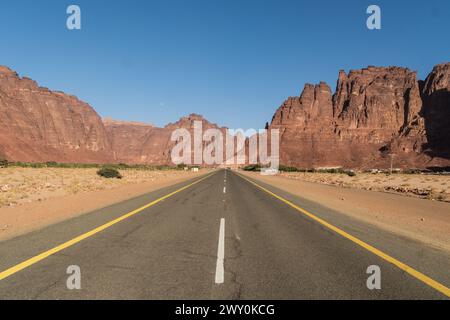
<box><xmin>421</xmin><ymin>63</ymin><xmax>450</xmax><ymax>161</ymax></box>
<box><xmin>0</xmin><ymin>65</ymin><xmax>228</xmax><ymax>166</ymax></box>
<box><xmin>104</xmin><ymin>114</ymin><xmax>227</xmax><ymax>165</ymax></box>
<box><xmin>270</xmin><ymin>63</ymin><xmax>450</xmax><ymax>169</ymax></box>
<box><xmin>1</xmin><ymin>63</ymin><xmax>448</xmax><ymax>169</ymax></box>
<box><xmin>103</xmin><ymin>118</ymin><xmax>155</xmax><ymax>164</ymax></box>
<box><xmin>0</xmin><ymin>66</ymin><xmax>113</xmax><ymax>163</ymax></box>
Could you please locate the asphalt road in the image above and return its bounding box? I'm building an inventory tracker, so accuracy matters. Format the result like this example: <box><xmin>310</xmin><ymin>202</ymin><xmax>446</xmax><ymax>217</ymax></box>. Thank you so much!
<box><xmin>0</xmin><ymin>170</ymin><xmax>449</xmax><ymax>299</ymax></box>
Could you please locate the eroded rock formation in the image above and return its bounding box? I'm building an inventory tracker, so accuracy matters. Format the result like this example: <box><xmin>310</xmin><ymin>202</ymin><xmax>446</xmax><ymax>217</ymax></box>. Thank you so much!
<box><xmin>421</xmin><ymin>63</ymin><xmax>450</xmax><ymax>161</ymax></box>
<box><xmin>0</xmin><ymin>66</ymin><xmax>113</xmax><ymax>163</ymax></box>
<box><xmin>104</xmin><ymin>114</ymin><xmax>227</xmax><ymax>165</ymax></box>
<box><xmin>0</xmin><ymin>63</ymin><xmax>448</xmax><ymax>169</ymax></box>
<box><xmin>270</xmin><ymin>63</ymin><xmax>450</xmax><ymax>169</ymax></box>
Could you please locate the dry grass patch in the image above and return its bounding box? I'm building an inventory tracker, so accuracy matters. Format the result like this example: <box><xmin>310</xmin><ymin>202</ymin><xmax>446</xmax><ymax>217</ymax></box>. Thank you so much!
<box><xmin>0</xmin><ymin>167</ymin><xmax>202</xmax><ymax>208</ymax></box>
<box><xmin>277</xmin><ymin>172</ymin><xmax>450</xmax><ymax>202</ymax></box>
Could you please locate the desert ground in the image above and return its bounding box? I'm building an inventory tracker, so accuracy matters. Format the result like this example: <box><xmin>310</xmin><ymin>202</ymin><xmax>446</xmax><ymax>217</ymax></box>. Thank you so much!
<box><xmin>241</xmin><ymin>171</ymin><xmax>450</xmax><ymax>253</ymax></box>
<box><xmin>0</xmin><ymin>167</ymin><xmax>208</xmax><ymax>241</ymax></box>
<box><xmin>279</xmin><ymin>171</ymin><xmax>450</xmax><ymax>202</ymax></box>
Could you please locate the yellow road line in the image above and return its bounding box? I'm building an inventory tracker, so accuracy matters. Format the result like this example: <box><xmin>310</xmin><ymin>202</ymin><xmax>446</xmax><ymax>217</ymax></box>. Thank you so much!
<box><xmin>0</xmin><ymin>173</ymin><xmax>214</xmax><ymax>281</ymax></box>
<box><xmin>237</xmin><ymin>172</ymin><xmax>450</xmax><ymax>298</ymax></box>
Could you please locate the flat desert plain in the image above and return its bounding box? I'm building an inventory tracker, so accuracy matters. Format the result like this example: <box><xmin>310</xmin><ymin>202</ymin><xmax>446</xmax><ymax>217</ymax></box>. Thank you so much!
<box><xmin>278</xmin><ymin>172</ymin><xmax>450</xmax><ymax>201</ymax></box>
<box><xmin>0</xmin><ymin>167</ymin><xmax>208</xmax><ymax>241</ymax></box>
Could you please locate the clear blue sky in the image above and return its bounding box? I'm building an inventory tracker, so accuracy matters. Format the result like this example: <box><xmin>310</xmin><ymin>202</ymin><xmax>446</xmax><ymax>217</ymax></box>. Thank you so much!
<box><xmin>0</xmin><ymin>0</ymin><xmax>448</xmax><ymax>129</ymax></box>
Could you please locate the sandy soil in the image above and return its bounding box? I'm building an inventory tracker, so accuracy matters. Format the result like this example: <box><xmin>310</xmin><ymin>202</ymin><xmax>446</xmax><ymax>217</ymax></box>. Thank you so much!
<box><xmin>279</xmin><ymin>172</ymin><xmax>450</xmax><ymax>202</ymax></box>
<box><xmin>241</xmin><ymin>171</ymin><xmax>450</xmax><ymax>253</ymax></box>
<box><xmin>0</xmin><ymin>167</ymin><xmax>205</xmax><ymax>207</ymax></box>
<box><xmin>0</xmin><ymin>168</ymin><xmax>208</xmax><ymax>241</ymax></box>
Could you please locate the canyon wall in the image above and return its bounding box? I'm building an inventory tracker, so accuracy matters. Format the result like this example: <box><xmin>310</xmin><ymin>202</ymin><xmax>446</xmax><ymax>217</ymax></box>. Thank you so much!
<box><xmin>270</xmin><ymin>63</ymin><xmax>450</xmax><ymax>169</ymax></box>
<box><xmin>0</xmin><ymin>63</ymin><xmax>448</xmax><ymax>169</ymax></box>
<box><xmin>104</xmin><ymin>114</ymin><xmax>227</xmax><ymax>165</ymax></box>
<box><xmin>420</xmin><ymin>63</ymin><xmax>450</xmax><ymax>161</ymax></box>
<box><xmin>0</xmin><ymin>66</ymin><xmax>112</xmax><ymax>163</ymax></box>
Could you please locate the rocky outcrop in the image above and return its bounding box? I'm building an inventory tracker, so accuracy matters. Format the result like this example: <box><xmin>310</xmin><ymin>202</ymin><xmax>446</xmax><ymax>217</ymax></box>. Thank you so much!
<box><xmin>270</xmin><ymin>64</ymin><xmax>450</xmax><ymax>169</ymax></box>
<box><xmin>1</xmin><ymin>63</ymin><xmax>449</xmax><ymax>169</ymax></box>
<box><xmin>421</xmin><ymin>63</ymin><xmax>450</xmax><ymax>161</ymax></box>
<box><xmin>0</xmin><ymin>66</ymin><xmax>113</xmax><ymax>163</ymax></box>
<box><xmin>271</xmin><ymin>82</ymin><xmax>333</xmax><ymax>127</ymax></box>
<box><xmin>333</xmin><ymin>66</ymin><xmax>426</xmax><ymax>168</ymax></box>
<box><xmin>270</xmin><ymin>82</ymin><xmax>340</xmax><ymax>167</ymax></box>
<box><xmin>103</xmin><ymin>118</ymin><xmax>155</xmax><ymax>164</ymax></box>
<box><xmin>105</xmin><ymin>114</ymin><xmax>227</xmax><ymax>165</ymax></box>
<box><xmin>333</xmin><ymin>66</ymin><xmax>422</xmax><ymax>130</ymax></box>
<box><xmin>0</xmin><ymin>66</ymin><xmax>228</xmax><ymax>166</ymax></box>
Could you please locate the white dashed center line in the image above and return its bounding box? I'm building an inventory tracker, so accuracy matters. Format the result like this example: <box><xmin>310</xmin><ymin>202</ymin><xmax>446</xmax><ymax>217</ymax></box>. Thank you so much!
<box><xmin>215</xmin><ymin>218</ymin><xmax>225</xmax><ymax>284</ymax></box>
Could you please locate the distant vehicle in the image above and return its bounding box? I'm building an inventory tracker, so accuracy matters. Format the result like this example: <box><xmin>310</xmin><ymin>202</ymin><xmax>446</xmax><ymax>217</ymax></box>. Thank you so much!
<box><xmin>261</xmin><ymin>168</ymin><xmax>279</xmax><ymax>176</ymax></box>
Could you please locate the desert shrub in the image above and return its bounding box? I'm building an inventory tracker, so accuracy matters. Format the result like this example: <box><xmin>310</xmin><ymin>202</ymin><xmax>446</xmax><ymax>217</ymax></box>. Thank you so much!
<box><xmin>5</xmin><ymin>161</ymin><xmax>182</xmax><ymax>171</ymax></box>
<box><xmin>155</xmin><ymin>165</ymin><xmax>173</xmax><ymax>171</ymax></box>
<box><xmin>278</xmin><ymin>165</ymin><xmax>300</xmax><ymax>172</ymax></box>
<box><xmin>0</xmin><ymin>159</ymin><xmax>8</xmax><ymax>168</ymax></box>
<box><xmin>97</xmin><ymin>167</ymin><xmax>122</xmax><ymax>179</ymax></box>
<box><xmin>177</xmin><ymin>163</ymin><xmax>188</xmax><ymax>170</ymax></box>
<box><xmin>12</xmin><ymin>161</ymin><xmax>28</xmax><ymax>167</ymax></box>
<box><xmin>403</xmin><ymin>168</ymin><xmax>422</xmax><ymax>174</ymax></box>
<box><xmin>243</xmin><ymin>164</ymin><xmax>261</xmax><ymax>172</ymax></box>
<box><xmin>317</xmin><ymin>168</ymin><xmax>345</xmax><ymax>174</ymax></box>
<box><xmin>346</xmin><ymin>171</ymin><xmax>357</xmax><ymax>177</ymax></box>
<box><xmin>30</xmin><ymin>163</ymin><xmax>45</xmax><ymax>168</ymax></box>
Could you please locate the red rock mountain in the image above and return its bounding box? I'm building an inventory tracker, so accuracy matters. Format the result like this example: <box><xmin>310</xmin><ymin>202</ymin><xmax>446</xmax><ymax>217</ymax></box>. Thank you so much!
<box><xmin>0</xmin><ymin>66</ymin><xmax>227</xmax><ymax>165</ymax></box>
<box><xmin>270</xmin><ymin>63</ymin><xmax>450</xmax><ymax>169</ymax></box>
<box><xmin>104</xmin><ymin>114</ymin><xmax>227</xmax><ymax>165</ymax></box>
<box><xmin>420</xmin><ymin>63</ymin><xmax>450</xmax><ymax>161</ymax></box>
<box><xmin>103</xmin><ymin>118</ymin><xmax>156</xmax><ymax>164</ymax></box>
<box><xmin>0</xmin><ymin>64</ymin><xmax>448</xmax><ymax>169</ymax></box>
<box><xmin>0</xmin><ymin>66</ymin><xmax>113</xmax><ymax>163</ymax></box>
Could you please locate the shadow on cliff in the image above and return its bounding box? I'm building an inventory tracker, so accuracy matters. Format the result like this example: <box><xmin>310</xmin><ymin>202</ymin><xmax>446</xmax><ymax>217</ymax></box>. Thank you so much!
<box><xmin>421</xmin><ymin>88</ymin><xmax>450</xmax><ymax>161</ymax></box>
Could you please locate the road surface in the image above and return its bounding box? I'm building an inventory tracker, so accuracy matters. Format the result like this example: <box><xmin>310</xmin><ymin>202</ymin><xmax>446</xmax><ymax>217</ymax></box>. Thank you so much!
<box><xmin>0</xmin><ymin>170</ymin><xmax>449</xmax><ymax>299</ymax></box>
